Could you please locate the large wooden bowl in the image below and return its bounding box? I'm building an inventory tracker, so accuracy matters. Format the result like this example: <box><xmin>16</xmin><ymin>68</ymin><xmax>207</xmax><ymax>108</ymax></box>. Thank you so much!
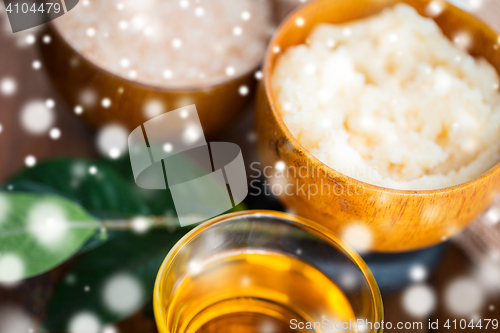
<box><xmin>256</xmin><ymin>0</ymin><xmax>500</xmax><ymax>252</ymax></box>
<box><xmin>38</xmin><ymin>24</ymin><xmax>257</xmax><ymax>137</ymax></box>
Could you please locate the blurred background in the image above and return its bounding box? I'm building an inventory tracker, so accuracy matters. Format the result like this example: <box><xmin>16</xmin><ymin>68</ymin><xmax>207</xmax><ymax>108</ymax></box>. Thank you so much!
<box><xmin>1</xmin><ymin>0</ymin><xmax>500</xmax><ymax>332</ymax></box>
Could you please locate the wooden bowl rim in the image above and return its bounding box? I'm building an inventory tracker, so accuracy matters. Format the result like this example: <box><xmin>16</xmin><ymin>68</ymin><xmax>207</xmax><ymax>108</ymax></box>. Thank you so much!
<box><xmin>263</xmin><ymin>0</ymin><xmax>500</xmax><ymax>195</ymax></box>
<box><xmin>47</xmin><ymin>21</ymin><xmax>262</xmax><ymax>93</ymax></box>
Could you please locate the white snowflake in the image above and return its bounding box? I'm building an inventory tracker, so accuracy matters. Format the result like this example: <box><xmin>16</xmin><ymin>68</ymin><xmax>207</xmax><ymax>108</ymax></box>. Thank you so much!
<box><xmin>32</xmin><ymin>60</ymin><xmax>41</xmax><ymax>70</ymax></box>
<box><xmin>20</xmin><ymin>100</ymin><xmax>55</xmax><ymax>135</ymax></box>
<box><xmin>402</xmin><ymin>284</ymin><xmax>436</xmax><ymax>317</ymax></box>
<box><xmin>195</xmin><ymin>7</ymin><xmax>204</xmax><ymax>17</ymax></box>
<box><xmin>225</xmin><ymin>66</ymin><xmax>235</xmax><ymax>76</ymax></box>
<box><xmin>101</xmin><ymin>98</ymin><xmax>112</xmax><ymax>108</ymax></box>
<box><xmin>96</xmin><ymin>124</ymin><xmax>128</xmax><ymax>159</ymax></box>
<box><xmin>131</xmin><ymin>217</ymin><xmax>150</xmax><ymax>234</ymax></box>
<box><xmin>25</xmin><ymin>35</ymin><xmax>35</xmax><ymax>44</ymax></box>
<box><xmin>86</xmin><ymin>27</ymin><xmax>96</xmax><ymax>37</ymax></box>
<box><xmin>68</xmin><ymin>312</ymin><xmax>100</xmax><ymax>333</ymax></box>
<box><xmin>74</xmin><ymin>105</ymin><xmax>84</xmax><ymax>115</ymax></box>
<box><xmin>102</xmin><ymin>274</ymin><xmax>143</xmax><ymax>315</ymax></box>
<box><xmin>241</xmin><ymin>11</ymin><xmax>251</xmax><ymax>21</ymax></box>
<box><xmin>0</xmin><ymin>254</ymin><xmax>25</xmax><ymax>286</ymax></box>
<box><xmin>0</xmin><ymin>77</ymin><xmax>17</xmax><ymax>96</ymax></box>
<box><xmin>88</xmin><ymin>166</ymin><xmax>98</xmax><ymax>175</ymax></box>
<box><xmin>49</xmin><ymin>128</ymin><xmax>61</xmax><ymax>140</ymax></box>
<box><xmin>233</xmin><ymin>26</ymin><xmax>243</xmax><ymax>36</ymax></box>
<box><xmin>120</xmin><ymin>58</ymin><xmax>130</xmax><ymax>68</ymax></box>
<box><xmin>172</xmin><ymin>38</ymin><xmax>182</xmax><ymax>49</ymax></box>
<box><xmin>144</xmin><ymin>99</ymin><xmax>165</xmax><ymax>118</ymax></box>
<box><xmin>445</xmin><ymin>277</ymin><xmax>485</xmax><ymax>316</ymax></box>
<box><xmin>239</xmin><ymin>85</ymin><xmax>249</xmax><ymax>96</ymax></box>
<box><xmin>28</xmin><ymin>201</ymin><xmax>69</xmax><ymax>248</ymax></box>
<box><xmin>45</xmin><ymin>99</ymin><xmax>55</xmax><ymax>109</ymax></box>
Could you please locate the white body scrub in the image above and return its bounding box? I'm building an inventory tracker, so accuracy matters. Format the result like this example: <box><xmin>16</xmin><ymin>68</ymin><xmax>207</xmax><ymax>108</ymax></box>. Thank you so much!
<box><xmin>54</xmin><ymin>0</ymin><xmax>272</xmax><ymax>88</ymax></box>
<box><xmin>272</xmin><ymin>4</ymin><xmax>500</xmax><ymax>190</ymax></box>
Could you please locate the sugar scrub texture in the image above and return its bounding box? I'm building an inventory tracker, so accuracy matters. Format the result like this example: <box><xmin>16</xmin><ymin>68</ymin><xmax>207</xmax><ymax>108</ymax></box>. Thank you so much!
<box><xmin>272</xmin><ymin>4</ymin><xmax>500</xmax><ymax>190</ymax></box>
<box><xmin>54</xmin><ymin>0</ymin><xmax>272</xmax><ymax>87</ymax></box>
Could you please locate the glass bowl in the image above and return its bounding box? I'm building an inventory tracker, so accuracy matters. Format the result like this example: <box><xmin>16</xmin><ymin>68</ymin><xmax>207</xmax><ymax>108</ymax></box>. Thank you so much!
<box><xmin>154</xmin><ymin>210</ymin><xmax>383</xmax><ymax>333</ymax></box>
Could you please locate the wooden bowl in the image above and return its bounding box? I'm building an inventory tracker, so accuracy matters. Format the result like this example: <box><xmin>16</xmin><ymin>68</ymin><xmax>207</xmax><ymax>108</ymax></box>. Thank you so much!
<box><xmin>256</xmin><ymin>0</ymin><xmax>500</xmax><ymax>252</ymax></box>
<box><xmin>38</xmin><ymin>24</ymin><xmax>257</xmax><ymax>137</ymax></box>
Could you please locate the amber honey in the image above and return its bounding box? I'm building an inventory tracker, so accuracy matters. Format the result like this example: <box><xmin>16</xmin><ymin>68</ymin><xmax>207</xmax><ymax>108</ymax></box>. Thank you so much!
<box><xmin>163</xmin><ymin>249</ymin><xmax>356</xmax><ymax>333</ymax></box>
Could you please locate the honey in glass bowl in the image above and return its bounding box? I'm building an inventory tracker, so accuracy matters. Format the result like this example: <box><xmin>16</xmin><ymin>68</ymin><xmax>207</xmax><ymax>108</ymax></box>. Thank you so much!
<box><xmin>154</xmin><ymin>211</ymin><xmax>383</xmax><ymax>333</ymax></box>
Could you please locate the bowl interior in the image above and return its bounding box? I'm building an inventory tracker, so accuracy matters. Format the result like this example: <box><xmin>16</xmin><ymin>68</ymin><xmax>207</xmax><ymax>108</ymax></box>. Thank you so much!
<box><xmin>49</xmin><ymin>22</ymin><xmax>260</xmax><ymax>93</ymax></box>
<box><xmin>263</xmin><ymin>0</ymin><xmax>500</xmax><ymax>193</ymax></box>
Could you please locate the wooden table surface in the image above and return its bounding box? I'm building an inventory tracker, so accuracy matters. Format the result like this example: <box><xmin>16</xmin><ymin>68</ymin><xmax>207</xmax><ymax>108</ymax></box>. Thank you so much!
<box><xmin>1</xmin><ymin>1</ymin><xmax>500</xmax><ymax>332</ymax></box>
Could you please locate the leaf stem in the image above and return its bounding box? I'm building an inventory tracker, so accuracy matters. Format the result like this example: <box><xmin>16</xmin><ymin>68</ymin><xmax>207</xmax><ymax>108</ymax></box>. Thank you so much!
<box><xmin>100</xmin><ymin>215</ymin><xmax>181</xmax><ymax>230</ymax></box>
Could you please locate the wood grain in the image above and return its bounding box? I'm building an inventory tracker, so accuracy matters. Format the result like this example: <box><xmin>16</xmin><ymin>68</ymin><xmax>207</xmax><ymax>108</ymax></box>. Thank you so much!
<box><xmin>0</xmin><ymin>13</ymin><xmax>97</xmax><ymax>183</ymax></box>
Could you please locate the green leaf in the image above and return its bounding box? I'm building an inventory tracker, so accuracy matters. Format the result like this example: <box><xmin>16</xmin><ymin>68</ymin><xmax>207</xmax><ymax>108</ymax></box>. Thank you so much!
<box><xmin>43</xmin><ymin>228</ymin><xmax>193</xmax><ymax>331</ymax></box>
<box><xmin>3</xmin><ymin>158</ymin><xmax>152</xmax><ymax>218</ymax></box>
<box><xmin>0</xmin><ymin>193</ymin><xmax>98</xmax><ymax>281</ymax></box>
<box><xmin>2</xmin><ymin>155</ymin><xmax>248</xmax><ymax>327</ymax></box>
<box><xmin>4</xmin><ymin>156</ymin><xmax>246</xmax><ymax>219</ymax></box>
